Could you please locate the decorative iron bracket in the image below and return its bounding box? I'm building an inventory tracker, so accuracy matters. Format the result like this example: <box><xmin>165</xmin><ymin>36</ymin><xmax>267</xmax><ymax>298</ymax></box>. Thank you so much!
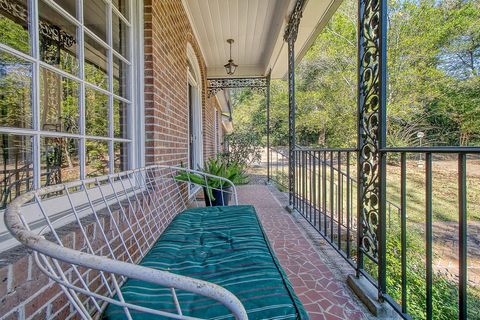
<box><xmin>283</xmin><ymin>0</ymin><xmax>306</xmax><ymax>43</ymax></box>
<box><xmin>207</xmin><ymin>77</ymin><xmax>268</xmax><ymax>98</ymax></box>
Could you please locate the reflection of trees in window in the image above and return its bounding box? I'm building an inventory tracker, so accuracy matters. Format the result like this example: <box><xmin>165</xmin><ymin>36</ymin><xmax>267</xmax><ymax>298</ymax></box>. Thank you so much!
<box><xmin>41</xmin><ymin>137</ymin><xmax>79</xmax><ymax>187</ymax></box>
<box><xmin>38</xmin><ymin>0</ymin><xmax>78</xmax><ymax>75</ymax></box>
<box><xmin>40</xmin><ymin>69</ymin><xmax>80</xmax><ymax>133</ymax></box>
<box><xmin>0</xmin><ymin>134</ymin><xmax>32</xmax><ymax>209</ymax></box>
<box><xmin>85</xmin><ymin>88</ymin><xmax>109</xmax><ymax>137</ymax></box>
<box><xmin>84</xmin><ymin>34</ymin><xmax>109</xmax><ymax>89</ymax></box>
<box><xmin>0</xmin><ymin>0</ymin><xmax>131</xmax><ymax>205</ymax></box>
<box><xmin>114</xmin><ymin>142</ymin><xmax>128</xmax><ymax>173</ymax></box>
<box><xmin>86</xmin><ymin>140</ymin><xmax>109</xmax><ymax>177</ymax></box>
<box><xmin>0</xmin><ymin>52</ymin><xmax>32</xmax><ymax>129</ymax></box>
<box><xmin>0</xmin><ymin>0</ymin><xmax>30</xmax><ymax>54</ymax></box>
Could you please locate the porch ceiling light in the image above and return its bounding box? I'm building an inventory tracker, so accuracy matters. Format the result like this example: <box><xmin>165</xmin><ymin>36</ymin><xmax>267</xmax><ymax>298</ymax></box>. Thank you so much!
<box><xmin>224</xmin><ymin>39</ymin><xmax>238</xmax><ymax>75</ymax></box>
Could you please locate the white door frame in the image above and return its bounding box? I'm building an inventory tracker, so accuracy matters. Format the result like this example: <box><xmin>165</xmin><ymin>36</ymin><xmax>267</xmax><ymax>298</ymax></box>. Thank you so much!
<box><xmin>186</xmin><ymin>44</ymin><xmax>203</xmax><ymax>171</ymax></box>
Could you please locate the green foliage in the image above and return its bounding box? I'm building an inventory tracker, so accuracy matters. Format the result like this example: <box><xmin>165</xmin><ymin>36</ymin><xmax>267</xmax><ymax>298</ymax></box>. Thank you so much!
<box><xmin>222</xmin><ymin>130</ymin><xmax>263</xmax><ymax>167</ymax></box>
<box><xmin>0</xmin><ymin>17</ymin><xmax>30</xmax><ymax>54</ymax></box>
<box><xmin>231</xmin><ymin>0</ymin><xmax>480</xmax><ymax>149</ymax></box>
<box><xmin>175</xmin><ymin>157</ymin><xmax>249</xmax><ymax>200</ymax></box>
<box><xmin>384</xmin><ymin>227</ymin><xmax>480</xmax><ymax>319</ymax></box>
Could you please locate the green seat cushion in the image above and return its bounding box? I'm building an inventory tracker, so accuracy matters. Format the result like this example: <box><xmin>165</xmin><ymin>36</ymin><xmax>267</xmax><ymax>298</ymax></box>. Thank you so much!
<box><xmin>103</xmin><ymin>205</ymin><xmax>308</xmax><ymax>320</ymax></box>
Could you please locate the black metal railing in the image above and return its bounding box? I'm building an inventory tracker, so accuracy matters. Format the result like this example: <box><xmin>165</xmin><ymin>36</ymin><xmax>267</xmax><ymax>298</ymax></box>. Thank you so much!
<box><xmin>277</xmin><ymin>145</ymin><xmax>480</xmax><ymax>319</ymax></box>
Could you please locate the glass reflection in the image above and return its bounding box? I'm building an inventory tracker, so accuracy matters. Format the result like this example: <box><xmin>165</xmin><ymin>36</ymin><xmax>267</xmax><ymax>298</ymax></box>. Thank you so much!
<box><xmin>84</xmin><ymin>34</ymin><xmax>108</xmax><ymax>90</ymax></box>
<box><xmin>0</xmin><ymin>50</ymin><xmax>32</xmax><ymax>129</ymax></box>
<box><xmin>112</xmin><ymin>0</ymin><xmax>129</xmax><ymax>21</ymax></box>
<box><xmin>0</xmin><ymin>0</ymin><xmax>31</xmax><ymax>54</ymax></box>
<box><xmin>0</xmin><ymin>134</ymin><xmax>33</xmax><ymax>209</ymax></box>
<box><xmin>38</xmin><ymin>0</ymin><xmax>79</xmax><ymax>75</ymax></box>
<box><xmin>86</xmin><ymin>140</ymin><xmax>109</xmax><ymax>177</ymax></box>
<box><xmin>112</xmin><ymin>11</ymin><xmax>129</xmax><ymax>59</ymax></box>
<box><xmin>40</xmin><ymin>137</ymin><xmax>79</xmax><ymax>186</ymax></box>
<box><xmin>113</xmin><ymin>54</ymin><xmax>129</xmax><ymax>99</ymax></box>
<box><xmin>52</xmin><ymin>0</ymin><xmax>76</xmax><ymax>19</ymax></box>
<box><xmin>40</xmin><ymin>68</ymin><xmax>79</xmax><ymax>133</ymax></box>
<box><xmin>114</xmin><ymin>142</ymin><xmax>128</xmax><ymax>173</ymax></box>
<box><xmin>113</xmin><ymin>99</ymin><xmax>128</xmax><ymax>139</ymax></box>
<box><xmin>83</xmin><ymin>0</ymin><xmax>107</xmax><ymax>42</ymax></box>
<box><xmin>85</xmin><ymin>87</ymin><xmax>109</xmax><ymax>137</ymax></box>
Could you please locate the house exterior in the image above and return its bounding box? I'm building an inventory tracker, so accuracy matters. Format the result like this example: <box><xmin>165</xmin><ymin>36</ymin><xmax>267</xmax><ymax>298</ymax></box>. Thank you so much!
<box><xmin>0</xmin><ymin>0</ymin><xmax>338</xmax><ymax>318</ymax></box>
<box><xmin>1</xmin><ymin>0</ymin><xmax>477</xmax><ymax>319</ymax></box>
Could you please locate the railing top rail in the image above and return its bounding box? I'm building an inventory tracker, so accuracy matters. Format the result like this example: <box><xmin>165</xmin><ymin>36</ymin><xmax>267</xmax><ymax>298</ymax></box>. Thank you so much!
<box><xmin>292</xmin><ymin>146</ymin><xmax>480</xmax><ymax>153</ymax></box>
<box><xmin>293</xmin><ymin>147</ymin><xmax>357</xmax><ymax>152</ymax></box>
<box><xmin>381</xmin><ymin>146</ymin><xmax>480</xmax><ymax>153</ymax></box>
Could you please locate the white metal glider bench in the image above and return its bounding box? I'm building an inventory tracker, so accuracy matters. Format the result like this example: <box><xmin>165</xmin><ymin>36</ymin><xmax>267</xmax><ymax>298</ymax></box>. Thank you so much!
<box><xmin>5</xmin><ymin>165</ymin><xmax>308</xmax><ymax>320</ymax></box>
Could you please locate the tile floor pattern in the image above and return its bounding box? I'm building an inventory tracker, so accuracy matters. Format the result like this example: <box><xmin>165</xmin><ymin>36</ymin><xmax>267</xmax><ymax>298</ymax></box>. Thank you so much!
<box><xmin>237</xmin><ymin>185</ymin><xmax>369</xmax><ymax>320</ymax></box>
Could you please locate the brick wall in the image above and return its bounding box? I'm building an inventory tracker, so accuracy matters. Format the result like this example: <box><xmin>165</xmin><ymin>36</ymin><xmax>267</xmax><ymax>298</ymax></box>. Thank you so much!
<box><xmin>144</xmin><ymin>0</ymin><xmax>218</xmax><ymax>166</ymax></box>
<box><xmin>1</xmin><ymin>1</ymin><xmax>221</xmax><ymax>318</ymax></box>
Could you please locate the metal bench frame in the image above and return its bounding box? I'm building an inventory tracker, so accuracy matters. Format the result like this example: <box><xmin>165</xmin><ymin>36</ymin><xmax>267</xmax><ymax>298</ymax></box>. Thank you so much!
<box><xmin>5</xmin><ymin>165</ymin><xmax>248</xmax><ymax>320</ymax></box>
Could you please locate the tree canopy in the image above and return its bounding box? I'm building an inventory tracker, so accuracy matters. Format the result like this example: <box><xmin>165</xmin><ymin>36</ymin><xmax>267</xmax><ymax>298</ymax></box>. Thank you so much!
<box><xmin>231</xmin><ymin>0</ymin><xmax>480</xmax><ymax>148</ymax></box>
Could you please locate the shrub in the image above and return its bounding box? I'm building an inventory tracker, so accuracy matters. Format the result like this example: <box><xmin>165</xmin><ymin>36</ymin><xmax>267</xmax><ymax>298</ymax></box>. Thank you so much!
<box><xmin>221</xmin><ymin>130</ymin><xmax>263</xmax><ymax>167</ymax></box>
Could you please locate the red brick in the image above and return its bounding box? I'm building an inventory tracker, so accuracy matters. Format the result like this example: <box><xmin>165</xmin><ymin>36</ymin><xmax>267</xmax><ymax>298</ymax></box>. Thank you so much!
<box><xmin>24</xmin><ymin>284</ymin><xmax>60</xmax><ymax>318</ymax></box>
<box><xmin>0</xmin><ymin>265</ymin><xmax>8</xmax><ymax>298</ymax></box>
<box><xmin>1</xmin><ymin>309</ymin><xmax>19</xmax><ymax>320</ymax></box>
<box><xmin>11</xmin><ymin>256</ymin><xmax>29</xmax><ymax>292</ymax></box>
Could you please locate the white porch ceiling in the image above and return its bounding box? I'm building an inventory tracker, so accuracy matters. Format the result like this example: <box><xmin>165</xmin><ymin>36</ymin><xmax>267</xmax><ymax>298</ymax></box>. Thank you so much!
<box><xmin>183</xmin><ymin>0</ymin><xmax>291</xmax><ymax>77</ymax></box>
<box><xmin>182</xmin><ymin>0</ymin><xmax>343</xmax><ymax>79</ymax></box>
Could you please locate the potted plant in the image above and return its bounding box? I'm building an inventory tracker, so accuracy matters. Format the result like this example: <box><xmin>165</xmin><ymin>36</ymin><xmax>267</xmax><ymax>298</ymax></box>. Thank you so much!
<box><xmin>175</xmin><ymin>157</ymin><xmax>248</xmax><ymax>206</ymax></box>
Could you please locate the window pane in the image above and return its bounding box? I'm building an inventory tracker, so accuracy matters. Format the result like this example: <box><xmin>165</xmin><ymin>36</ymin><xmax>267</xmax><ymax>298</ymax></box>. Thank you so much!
<box><xmin>113</xmin><ymin>99</ymin><xmax>128</xmax><ymax>139</ymax></box>
<box><xmin>38</xmin><ymin>0</ymin><xmax>79</xmax><ymax>75</ymax></box>
<box><xmin>112</xmin><ymin>11</ymin><xmax>129</xmax><ymax>59</ymax></box>
<box><xmin>0</xmin><ymin>134</ymin><xmax>33</xmax><ymax>209</ymax></box>
<box><xmin>83</xmin><ymin>0</ymin><xmax>107</xmax><ymax>42</ymax></box>
<box><xmin>86</xmin><ymin>140</ymin><xmax>109</xmax><ymax>177</ymax></box>
<box><xmin>114</xmin><ymin>142</ymin><xmax>128</xmax><ymax>173</ymax></box>
<box><xmin>112</xmin><ymin>0</ymin><xmax>129</xmax><ymax>21</ymax></box>
<box><xmin>113</xmin><ymin>54</ymin><xmax>129</xmax><ymax>98</ymax></box>
<box><xmin>52</xmin><ymin>0</ymin><xmax>76</xmax><ymax>19</ymax></box>
<box><xmin>40</xmin><ymin>137</ymin><xmax>80</xmax><ymax>186</ymax></box>
<box><xmin>40</xmin><ymin>68</ymin><xmax>80</xmax><ymax>133</ymax></box>
<box><xmin>0</xmin><ymin>0</ymin><xmax>31</xmax><ymax>54</ymax></box>
<box><xmin>0</xmin><ymin>50</ymin><xmax>32</xmax><ymax>129</ymax></box>
<box><xmin>85</xmin><ymin>87</ymin><xmax>109</xmax><ymax>137</ymax></box>
<box><xmin>84</xmin><ymin>34</ymin><xmax>108</xmax><ymax>90</ymax></box>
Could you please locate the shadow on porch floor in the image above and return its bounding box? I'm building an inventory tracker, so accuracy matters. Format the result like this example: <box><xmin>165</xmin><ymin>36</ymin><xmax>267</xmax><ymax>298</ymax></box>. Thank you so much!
<box><xmin>237</xmin><ymin>184</ymin><xmax>373</xmax><ymax>320</ymax></box>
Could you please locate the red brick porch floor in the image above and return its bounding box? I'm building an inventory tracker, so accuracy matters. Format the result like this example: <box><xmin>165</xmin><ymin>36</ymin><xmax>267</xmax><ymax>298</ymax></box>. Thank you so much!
<box><xmin>237</xmin><ymin>184</ymin><xmax>372</xmax><ymax>320</ymax></box>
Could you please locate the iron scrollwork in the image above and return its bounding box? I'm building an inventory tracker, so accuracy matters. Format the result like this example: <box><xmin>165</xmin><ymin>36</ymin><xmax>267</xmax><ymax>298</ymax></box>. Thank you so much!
<box><xmin>0</xmin><ymin>0</ymin><xmax>76</xmax><ymax>49</ymax></box>
<box><xmin>358</xmin><ymin>0</ymin><xmax>385</xmax><ymax>263</ymax></box>
<box><xmin>284</xmin><ymin>0</ymin><xmax>306</xmax><ymax>206</ymax></box>
<box><xmin>207</xmin><ymin>77</ymin><xmax>268</xmax><ymax>98</ymax></box>
<box><xmin>283</xmin><ymin>0</ymin><xmax>306</xmax><ymax>43</ymax></box>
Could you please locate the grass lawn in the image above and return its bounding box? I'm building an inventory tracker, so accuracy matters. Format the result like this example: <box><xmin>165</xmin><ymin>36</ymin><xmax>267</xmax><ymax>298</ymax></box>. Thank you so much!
<box><xmin>249</xmin><ymin>157</ymin><xmax>480</xmax><ymax>319</ymax></box>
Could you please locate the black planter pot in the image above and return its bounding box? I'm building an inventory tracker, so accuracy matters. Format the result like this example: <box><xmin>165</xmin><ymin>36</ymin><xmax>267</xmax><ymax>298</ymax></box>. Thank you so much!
<box><xmin>203</xmin><ymin>187</ymin><xmax>231</xmax><ymax>206</ymax></box>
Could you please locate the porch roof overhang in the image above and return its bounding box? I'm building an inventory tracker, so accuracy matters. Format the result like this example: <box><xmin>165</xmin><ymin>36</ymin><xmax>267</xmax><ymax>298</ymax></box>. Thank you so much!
<box><xmin>182</xmin><ymin>0</ymin><xmax>343</xmax><ymax>80</ymax></box>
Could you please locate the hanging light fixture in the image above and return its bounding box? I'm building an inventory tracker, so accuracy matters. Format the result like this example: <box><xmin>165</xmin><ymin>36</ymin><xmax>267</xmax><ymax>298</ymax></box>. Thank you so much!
<box><xmin>224</xmin><ymin>39</ymin><xmax>238</xmax><ymax>75</ymax></box>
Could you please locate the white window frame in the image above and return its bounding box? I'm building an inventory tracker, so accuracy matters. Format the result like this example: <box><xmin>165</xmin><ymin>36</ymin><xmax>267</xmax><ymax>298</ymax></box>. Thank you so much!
<box><xmin>0</xmin><ymin>0</ymin><xmax>144</xmax><ymax>251</ymax></box>
<box><xmin>0</xmin><ymin>0</ymin><xmax>143</xmax><ymax>181</ymax></box>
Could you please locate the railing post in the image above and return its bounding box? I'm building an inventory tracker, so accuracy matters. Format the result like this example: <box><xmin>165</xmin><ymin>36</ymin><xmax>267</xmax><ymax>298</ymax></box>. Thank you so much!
<box><xmin>284</xmin><ymin>0</ymin><xmax>306</xmax><ymax>208</ymax></box>
<box><xmin>266</xmin><ymin>72</ymin><xmax>271</xmax><ymax>183</ymax></box>
<box><xmin>356</xmin><ymin>0</ymin><xmax>388</xmax><ymax>302</ymax></box>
